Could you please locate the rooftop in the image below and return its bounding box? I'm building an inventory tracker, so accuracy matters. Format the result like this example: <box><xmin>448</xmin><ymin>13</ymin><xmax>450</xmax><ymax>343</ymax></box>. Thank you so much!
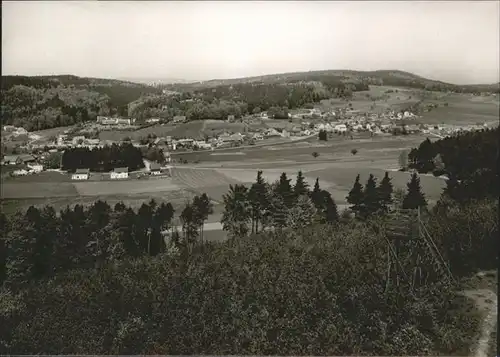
<box><xmin>113</xmin><ymin>167</ymin><xmax>128</xmax><ymax>173</ymax></box>
<box><xmin>75</xmin><ymin>168</ymin><xmax>90</xmax><ymax>174</ymax></box>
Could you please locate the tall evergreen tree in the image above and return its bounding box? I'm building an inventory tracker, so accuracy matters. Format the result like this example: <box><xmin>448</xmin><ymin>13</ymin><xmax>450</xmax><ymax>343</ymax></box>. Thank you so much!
<box><xmin>269</xmin><ymin>193</ymin><xmax>288</xmax><ymax>232</ymax></box>
<box><xmin>180</xmin><ymin>202</ymin><xmax>199</xmax><ymax>251</ymax></box>
<box><xmin>192</xmin><ymin>194</ymin><xmax>213</xmax><ymax>243</ymax></box>
<box><xmin>294</xmin><ymin>170</ymin><xmax>310</xmax><ymax>198</ymax></box>
<box><xmin>116</xmin><ymin>207</ymin><xmax>140</xmax><ymax>257</ymax></box>
<box><xmin>135</xmin><ymin>203</ymin><xmax>154</xmax><ymax>255</ymax></box>
<box><xmin>378</xmin><ymin>172</ymin><xmax>394</xmax><ymax>213</ymax></box>
<box><xmin>33</xmin><ymin>206</ymin><xmax>58</xmax><ymax>278</ymax></box>
<box><xmin>322</xmin><ymin>191</ymin><xmax>339</xmax><ymax>224</ymax></box>
<box><xmin>248</xmin><ymin>170</ymin><xmax>269</xmax><ymax>233</ymax></box>
<box><xmin>346</xmin><ymin>174</ymin><xmax>364</xmax><ymax>217</ymax></box>
<box><xmin>221</xmin><ymin>184</ymin><xmax>251</xmax><ymax>239</ymax></box>
<box><xmin>363</xmin><ymin>174</ymin><xmax>381</xmax><ymax>218</ymax></box>
<box><xmin>310</xmin><ymin>178</ymin><xmax>322</xmax><ymax>209</ymax></box>
<box><xmin>275</xmin><ymin>172</ymin><xmax>295</xmax><ymax>209</ymax></box>
<box><xmin>402</xmin><ymin>172</ymin><xmax>428</xmax><ymax>210</ymax></box>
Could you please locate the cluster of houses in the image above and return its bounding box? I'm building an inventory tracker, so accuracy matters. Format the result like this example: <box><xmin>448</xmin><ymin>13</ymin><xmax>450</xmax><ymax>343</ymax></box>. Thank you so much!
<box><xmin>70</xmin><ymin>162</ymin><xmax>170</xmax><ymax>181</ymax></box>
<box><xmin>2</xmin><ymin>154</ymin><xmax>44</xmax><ymax>176</ymax></box>
<box><xmin>97</xmin><ymin>116</ymin><xmax>136</xmax><ymax>126</ymax></box>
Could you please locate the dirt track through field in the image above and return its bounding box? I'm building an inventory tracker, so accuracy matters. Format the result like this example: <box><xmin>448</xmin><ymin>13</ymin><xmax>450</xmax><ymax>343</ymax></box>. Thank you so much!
<box><xmin>462</xmin><ymin>288</ymin><xmax>498</xmax><ymax>357</ymax></box>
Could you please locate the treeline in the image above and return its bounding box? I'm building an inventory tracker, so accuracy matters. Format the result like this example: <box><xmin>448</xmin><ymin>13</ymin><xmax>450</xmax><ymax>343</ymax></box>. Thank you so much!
<box><xmin>219</xmin><ymin>171</ymin><xmax>338</xmax><ymax>238</ymax></box>
<box><xmin>61</xmin><ymin>143</ymin><xmax>144</xmax><ymax>172</ymax></box>
<box><xmin>0</xmin><ymin>194</ymin><xmax>213</xmax><ymax>289</ymax></box>
<box><xmin>346</xmin><ymin>172</ymin><xmax>427</xmax><ymax>219</ymax></box>
<box><xmin>1</xmin><ymin>75</ymin><xmax>160</xmax><ymax>130</ymax></box>
<box><xmin>407</xmin><ymin>128</ymin><xmax>499</xmax><ymax>202</ymax></box>
<box><xmin>129</xmin><ymin>80</ymin><xmax>369</xmax><ymax>121</ymax></box>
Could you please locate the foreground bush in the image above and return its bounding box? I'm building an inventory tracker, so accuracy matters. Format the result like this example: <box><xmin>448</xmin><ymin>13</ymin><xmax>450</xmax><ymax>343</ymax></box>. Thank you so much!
<box><xmin>1</xmin><ymin>222</ymin><xmax>480</xmax><ymax>355</ymax></box>
<box><xmin>429</xmin><ymin>199</ymin><xmax>498</xmax><ymax>276</ymax></box>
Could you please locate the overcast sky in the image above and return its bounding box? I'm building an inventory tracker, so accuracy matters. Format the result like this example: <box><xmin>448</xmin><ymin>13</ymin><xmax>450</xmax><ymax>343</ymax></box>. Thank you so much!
<box><xmin>2</xmin><ymin>1</ymin><xmax>499</xmax><ymax>84</ymax></box>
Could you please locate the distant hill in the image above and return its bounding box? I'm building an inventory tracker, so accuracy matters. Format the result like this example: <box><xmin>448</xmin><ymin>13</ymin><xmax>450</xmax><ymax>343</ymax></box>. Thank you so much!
<box><xmin>1</xmin><ymin>75</ymin><xmax>161</xmax><ymax>131</ymax></box>
<box><xmin>160</xmin><ymin>69</ymin><xmax>499</xmax><ymax>94</ymax></box>
<box><xmin>119</xmin><ymin>77</ymin><xmax>199</xmax><ymax>86</ymax></box>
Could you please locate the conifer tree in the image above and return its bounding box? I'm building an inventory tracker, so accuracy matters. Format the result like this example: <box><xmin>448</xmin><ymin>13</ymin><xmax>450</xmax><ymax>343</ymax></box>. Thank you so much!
<box><xmin>378</xmin><ymin>172</ymin><xmax>394</xmax><ymax>213</ymax></box>
<box><xmin>180</xmin><ymin>202</ymin><xmax>199</xmax><ymax>249</ymax></box>
<box><xmin>294</xmin><ymin>170</ymin><xmax>310</xmax><ymax>198</ymax></box>
<box><xmin>403</xmin><ymin>172</ymin><xmax>428</xmax><ymax>209</ymax></box>
<box><xmin>221</xmin><ymin>184</ymin><xmax>251</xmax><ymax>239</ymax></box>
<box><xmin>323</xmin><ymin>192</ymin><xmax>339</xmax><ymax>224</ymax></box>
<box><xmin>346</xmin><ymin>174</ymin><xmax>364</xmax><ymax>217</ymax></box>
<box><xmin>363</xmin><ymin>174</ymin><xmax>380</xmax><ymax>217</ymax></box>
<box><xmin>248</xmin><ymin>170</ymin><xmax>269</xmax><ymax>233</ymax></box>
<box><xmin>310</xmin><ymin>178</ymin><xmax>322</xmax><ymax>209</ymax></box>
<box><xmin>275</xmin><ymin>172</ymin><xmax>295</xmax><ymax>209</ymax></box>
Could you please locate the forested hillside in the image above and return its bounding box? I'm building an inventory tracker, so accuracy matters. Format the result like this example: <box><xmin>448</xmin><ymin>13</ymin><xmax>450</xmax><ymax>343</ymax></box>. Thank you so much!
<box><xmin>129</xmin><ymin>79</ymin><xmax>368</xmax><ymax>121</ymax></box>
<box><xmin>408</xmin><ymin>127</ymin><xmax>499</xmax><ymax>202</ymax></box>
<box><xmin>161</xmin><ymin>69</ymin><xmax>500</xmax><ymax>93</ymax></box>
<box><xmin>2</xmin><ymin>71</ymin><xmax>498</xmax><ymax>131</ymax></box>
<box><xmin>1</xmin><ymin>75</ymin><xmax>160</xmax><ymax>131</ymax></box>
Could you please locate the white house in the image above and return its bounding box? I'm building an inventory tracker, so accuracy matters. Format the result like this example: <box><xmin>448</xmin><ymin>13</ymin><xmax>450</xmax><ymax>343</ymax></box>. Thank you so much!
<box><xmin>150</xmin><ymin>163</ymin><xmax>162</xmax><ymax>175</ymax></box>
<box><xmin>110</xmin><ymin>167</ymin><xmax>129</xmax><ymax>179</ymax></box>
<box><xmin>71</xmin><ymin>168</ymin><xmax>90</xmax><ymax>180</ymax></box>
<box><xmin>27</xmin><ymin>163</ymin><xmax>44</xmax><ymax>173</ymax></box>
<box><xmin>334</xmin><ymin>124</ymin><xmax>347</xmax><ymax>133</ymax></box>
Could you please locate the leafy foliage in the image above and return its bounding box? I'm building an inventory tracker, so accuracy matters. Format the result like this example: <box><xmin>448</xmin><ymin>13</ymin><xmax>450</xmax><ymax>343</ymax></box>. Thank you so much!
<box><xmin>1</xmin><ymin>75</ymin><xmax>160</xmax><ymax>130</ymax></box>
<box><xmin>61</xmin><ymin>143</ymin><xmax>144</xmax><ymax>172</ymax></box>
<box><xmin>408</xmin><ymin>128</ymin><xmax>499</xmax><ymax>201</ymax></box>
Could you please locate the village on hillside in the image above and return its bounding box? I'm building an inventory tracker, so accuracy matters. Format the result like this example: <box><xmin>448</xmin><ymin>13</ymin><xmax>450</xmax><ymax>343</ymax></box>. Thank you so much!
<box><xmin>1</xmin><ymin>103</ymin><xmax>492</xmax><ymax>179</ymax></box>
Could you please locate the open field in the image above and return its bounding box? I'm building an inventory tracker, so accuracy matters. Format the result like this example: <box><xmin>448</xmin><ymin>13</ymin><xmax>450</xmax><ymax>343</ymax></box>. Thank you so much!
<box><xmin>1</xmin><ymin>182</ymin><xmax>79</xmax><ymax>199</ymax></box>
<box><xmin>317</xmin><ymin>85</ymin><xmax>420</xmax><ymax>114</ymax></box>
<box><xmin>31</xmin><ymin>125</ymin><xmax>74</xmax><ymax>138</ymax></box>
<box><xmin>1</xmin><ymin>189</ymin><xmax>197</xmax><ymax>215</ymax></box>
<box><xmin>416</xmin><ymin>94</ymin><xmax>499</xmax><ymax>126</ymax></box>
<box><xmin>73</xmin><ymin>177</ymin><xmax>180</xmax><ymax>196</ymax></box>
<box><xmin>173</xmin><ymin>134</ymin><xmax>426</xmax><ymax>164</ymax></box>
<box><xmin>98</xmin><ymin>119</ymin><xmax>257</xmax><ymax>142</ymax></box>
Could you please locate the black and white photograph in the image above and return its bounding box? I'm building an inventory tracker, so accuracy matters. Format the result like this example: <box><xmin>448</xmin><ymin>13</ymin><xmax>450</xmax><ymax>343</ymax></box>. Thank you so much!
<box><xmin>1</xmin><ymin>0</ymin><xmax>499</xmax><ymax>355</ymax></box>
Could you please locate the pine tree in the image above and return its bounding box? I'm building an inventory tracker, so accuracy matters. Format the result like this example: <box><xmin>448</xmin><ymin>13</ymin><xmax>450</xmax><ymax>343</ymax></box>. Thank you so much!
<box><xmin>180</xmin><ymin>202</ymin><xmax>199</xmax><ymax>250</ymax></box>
<box><xmin>322</xmin><ymin>191</ymin><xmax>339</xmax><ymax>224</ymax></box>
<box><xmin>294</xmin><ymin>170</ymin><xmax>310</xmax><ymax>198</ymax></box>
<box><xmin>192</xmin><ymin>194</ymin><xmax>213</xmax><ymax>243</ymax></box>
<box><xmin>403</xmin><ymin>172</ymin><xmax>428</xmax><ymax>209</ymax></box>
<box><xmin>221</xmin><ymin>184</ymin><xmax>251</xmax><ymax>239</ymax></box>
<box><xmin>275</xmin><ymin>172</ymin><xmax>295</xmax><ymax>208</ymax></box>
<box><xmin>310</xmin><ymin>178</ymin><xmax>322</xmax><ymax>209</ymax></box>
<box><xmin>346</xmin><ymin>174</ymin><xmax>364</xmax><ymax>217</ymax></box>
<box><xmin>269</xmin><ymin>193</ymin><xmax>288</xmax><ymax>232</ymax></box>
<box><xmin>363</xmin><ymin>174</ymin><xmax>381</xmax><ymax>218</ymax></box>
<box><xmin>248</xmin><ymin>170</ymin><xmax>269</xmax><ymax>233</ymax></box>
<box><xmin>33</xmin><ymin>206</ymin><xmax>58</xmax><ymax>278</ymax></box>
<box><xmin>378</xmin><ymin>172</ymin><xmax>394</xmax><ymax>213</ymax></box>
